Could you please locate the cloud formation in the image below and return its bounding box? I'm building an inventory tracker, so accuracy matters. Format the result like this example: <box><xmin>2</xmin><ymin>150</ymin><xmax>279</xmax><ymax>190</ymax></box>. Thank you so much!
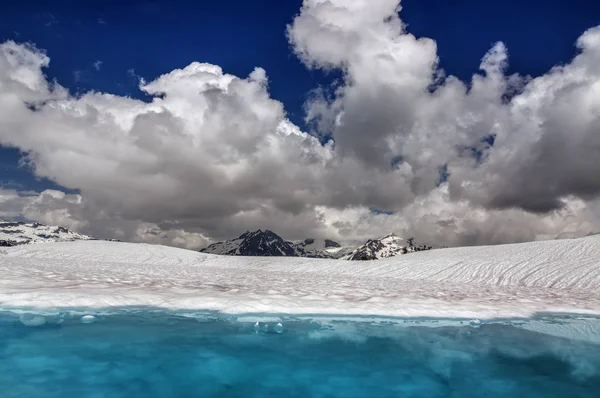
<box><xmin>289</xmin><ymin>0</ymin><xmax>600</xmax><ymax>212</ymax></box>
<box><xmin>1</xmin><ymin>0</ymin><xmax>600</xmax><ymax>248</ymax></box>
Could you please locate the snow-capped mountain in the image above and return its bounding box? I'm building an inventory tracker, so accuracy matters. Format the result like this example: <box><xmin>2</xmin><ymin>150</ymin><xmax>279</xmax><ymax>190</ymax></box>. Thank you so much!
<box><xmin>200</xmin><ymin>230</ymin><xmax>432</xmax><ymax>260</ymax></box>
<box><xmin>201</xmin><ymin>230</ymin><xmax>298</xmax><ymax>257</ymax></box>
<box><xmin>0</xmin><ymin>220</ymin><xmax>94</xmax><ymax>246</ymax></box>
<box><xmin>201</xmin><ymin>230</ymin><xmax>351</xmax><ymax>258</ymax></box>
<box><xmin>343</xmin><ymin>234</ymin><xmax>432</xmax><ymax>261</ymax></box>
<box><xmin>292</xmin><ymin>238</ymin><xmax>351</xmax><ymax>258</ymax></box>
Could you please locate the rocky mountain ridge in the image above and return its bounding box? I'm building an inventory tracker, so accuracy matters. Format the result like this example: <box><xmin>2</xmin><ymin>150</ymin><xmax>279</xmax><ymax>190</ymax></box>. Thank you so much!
<box><xmin>201</xmin><ymin>230</ymin><xmax>433</xmax><ymax>260</ymax></box>
<box><xmin>0</xmin><ymin>220</ymin><xmax>94</xmax><ymax>247</ymax></box>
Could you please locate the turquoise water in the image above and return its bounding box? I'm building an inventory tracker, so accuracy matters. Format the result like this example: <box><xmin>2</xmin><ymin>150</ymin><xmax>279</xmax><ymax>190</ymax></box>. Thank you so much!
<box><xmin>1</xmin><ymin>309</ymin><xmax>599</xmax><ymax>397</ymax></box>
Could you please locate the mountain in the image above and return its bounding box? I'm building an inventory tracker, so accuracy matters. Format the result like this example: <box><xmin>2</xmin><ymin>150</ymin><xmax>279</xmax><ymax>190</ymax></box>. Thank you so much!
<box><xmin>291</xmin><ymin>238</ymin><xmax>350</xmax><ymax>258</ymax></box>
<box><xmin>200</xmin><ymin>230</ymin><xmax>433</xmax><ymax>260</ymax></box>
<box><xmin>343</xmin><ymin>234</ymin><xmax>433</xmax><ymax>261</ymax></box>
<box><xmin>200</xmin><ymin>231</ymin><xmax>350</xmax><ymax>258</ymax></box>
<box><xmin>0</xmin><ymin>222</ymin><xmax>433</xmax><ymax>260</ymax></box>
<box><xmin>201</xmin><ymin>230</ymin><xmax>298</xmax><ymax>257</ymax></box>
<box><xmin>0</xmin><ymin>220</ymin><xmax>94</xmax><ymax>246</ymax></box>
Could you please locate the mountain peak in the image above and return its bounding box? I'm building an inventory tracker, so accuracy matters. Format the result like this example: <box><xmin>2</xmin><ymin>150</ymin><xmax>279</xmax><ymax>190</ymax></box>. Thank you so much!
<box><xmin>381</xmin><ymin>233</ymin><xmax>401</xmax><ymax>241</ymax></box>
<box><xmin>239</xmin><ymin>229</ymin><xmax>281</xmax><ymax>239</ymax></box>
<box><xmin>344</xmin><ymin>235</ymin><xmax>430</xmax><ymax>261</ymax></box>
<box><xmin>202</xmin><ymin>233</ymin><xmax>349</xmax><ymax>258</ymax></box>
<box><xmin>203</xmin><ymin>229</ymin><xmax>296</xmax><ymax>257</ymax></box>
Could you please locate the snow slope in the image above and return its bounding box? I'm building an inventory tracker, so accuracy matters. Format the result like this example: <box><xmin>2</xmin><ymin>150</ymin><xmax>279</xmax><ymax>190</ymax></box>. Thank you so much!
<box><xmin>1</xmin><ymin>236</ymin><xmax>600</xmax><ymax>319</ymax></box>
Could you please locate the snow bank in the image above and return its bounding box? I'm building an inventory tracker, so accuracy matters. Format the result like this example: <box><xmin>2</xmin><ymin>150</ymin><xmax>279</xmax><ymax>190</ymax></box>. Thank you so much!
<box><xmin>1</xmin><ymin>236</ymin><xmax>599</xmax><ymax>319</ymax></box>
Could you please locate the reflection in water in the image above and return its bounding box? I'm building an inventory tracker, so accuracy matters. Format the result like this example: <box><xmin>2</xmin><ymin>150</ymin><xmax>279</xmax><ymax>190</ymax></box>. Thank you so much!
<box><xmin>1</xmin><ymin>309</ymin><xmax>599</xmax><ymax>398</ymax></box>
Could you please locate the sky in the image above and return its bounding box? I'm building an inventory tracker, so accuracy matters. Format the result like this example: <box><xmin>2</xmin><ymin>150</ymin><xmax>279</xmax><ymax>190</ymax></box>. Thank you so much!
<box><xmin>0</xmin><ymin>0</ymin><xmax>599</xmax><ymax>248</ymax></box>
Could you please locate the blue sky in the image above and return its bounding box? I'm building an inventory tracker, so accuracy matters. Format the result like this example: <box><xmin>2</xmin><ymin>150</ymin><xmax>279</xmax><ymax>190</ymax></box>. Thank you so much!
<box><xmin>1</xmin><ymin>0</ymin><xmax>598</xmax><ymax>192</ymax></box>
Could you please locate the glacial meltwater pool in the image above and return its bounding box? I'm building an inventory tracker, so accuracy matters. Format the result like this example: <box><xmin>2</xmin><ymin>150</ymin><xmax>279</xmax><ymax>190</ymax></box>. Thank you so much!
<box><xmin>1</xmin><ymin>309</ymin><xmax>599</xmax><ymax>398</ymax></box>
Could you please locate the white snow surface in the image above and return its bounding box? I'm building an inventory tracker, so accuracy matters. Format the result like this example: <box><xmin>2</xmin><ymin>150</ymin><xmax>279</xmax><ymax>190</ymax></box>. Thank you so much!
<box><xmin>1</xmin><ymin>235</ymin><xmax>600</xmax><ymax>319</ymax></box>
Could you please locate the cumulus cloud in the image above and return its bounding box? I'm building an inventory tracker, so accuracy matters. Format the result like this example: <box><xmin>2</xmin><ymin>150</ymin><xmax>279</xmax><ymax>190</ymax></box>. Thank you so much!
<box><xmin>1</xmin><ymin>0</ymin><xmax>600</xmax><ymax>248</ymax></box>
<box><xmin>287</xmin><ymin>0</ymin><xmax>600</xmax><ymax>236</ymax></box>
<box><xmin>0</xmin><ymin>41</ymin><xmax>341</xmax><ymax>245</ymax></box>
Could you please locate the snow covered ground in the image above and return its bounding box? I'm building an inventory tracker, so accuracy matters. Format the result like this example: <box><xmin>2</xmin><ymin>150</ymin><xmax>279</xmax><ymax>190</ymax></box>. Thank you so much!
<box><xmin>1</xmin><ymin>235</ymin><xmax>600</xmax><ymax>320</ymax></box>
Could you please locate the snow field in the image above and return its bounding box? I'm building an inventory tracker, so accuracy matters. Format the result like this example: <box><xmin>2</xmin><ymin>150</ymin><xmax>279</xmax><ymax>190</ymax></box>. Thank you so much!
<box><xmin>1</xmin><ymin>235</ymin><xmax>599</xmax><ymax>320</ymax></box>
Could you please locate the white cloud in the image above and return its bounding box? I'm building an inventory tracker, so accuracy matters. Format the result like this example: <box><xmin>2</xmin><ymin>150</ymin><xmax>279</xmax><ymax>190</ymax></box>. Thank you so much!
<box><xmin>93</xmin><ymin>60</ymin><xmax>102</xmax><ymax>71</ymax></box>
<box><xmin>316</xmin><ymin>186</ymin><xmax>600</xmax><ymax>247</ymax></box>
<box><xmin>1</xmin><ymin>1</ymin><xmax>600</xmax><ymax>248</ymax></box>
<box><xmin>288</xmin><ymin>1</ymin><xmax>600</xmax><ymax>220</ymax></box>
<box><xmin>0</xmin><ymin>188</ymin><xmax>24</xmax><ymax>219</ymax></box>
<box><xmin>0</xmin><ymin>42</ymin><xmax>342</xmax><ymax>245</ymax></box>
<box><xmin>0</xmin><ymin>188</ymin><xmax>211</xmax><ymax>249</ymax></box>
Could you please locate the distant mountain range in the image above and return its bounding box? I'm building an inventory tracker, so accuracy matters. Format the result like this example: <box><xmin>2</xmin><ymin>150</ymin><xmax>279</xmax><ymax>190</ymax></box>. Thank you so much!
<box><xmin>0</xmin><ymin>220</ymin><xmax>94</xmax><ymax>246</ymax></box>
<box><xmin>201</xmin><ymin>230</ymin><xmax>433</xmax><ymax>260</ymax></box>
<box><xmin>1</xmin><ymin>220</ymin><xmax>434</xmax><ymax>261</ymax></box>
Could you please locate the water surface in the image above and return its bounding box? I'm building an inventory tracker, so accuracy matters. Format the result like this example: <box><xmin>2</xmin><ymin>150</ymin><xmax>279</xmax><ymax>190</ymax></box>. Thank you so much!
<box><xmin>1</xmin><ymin>309</ymin><xmax>599</xmax><ymax>397</ymax></box>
